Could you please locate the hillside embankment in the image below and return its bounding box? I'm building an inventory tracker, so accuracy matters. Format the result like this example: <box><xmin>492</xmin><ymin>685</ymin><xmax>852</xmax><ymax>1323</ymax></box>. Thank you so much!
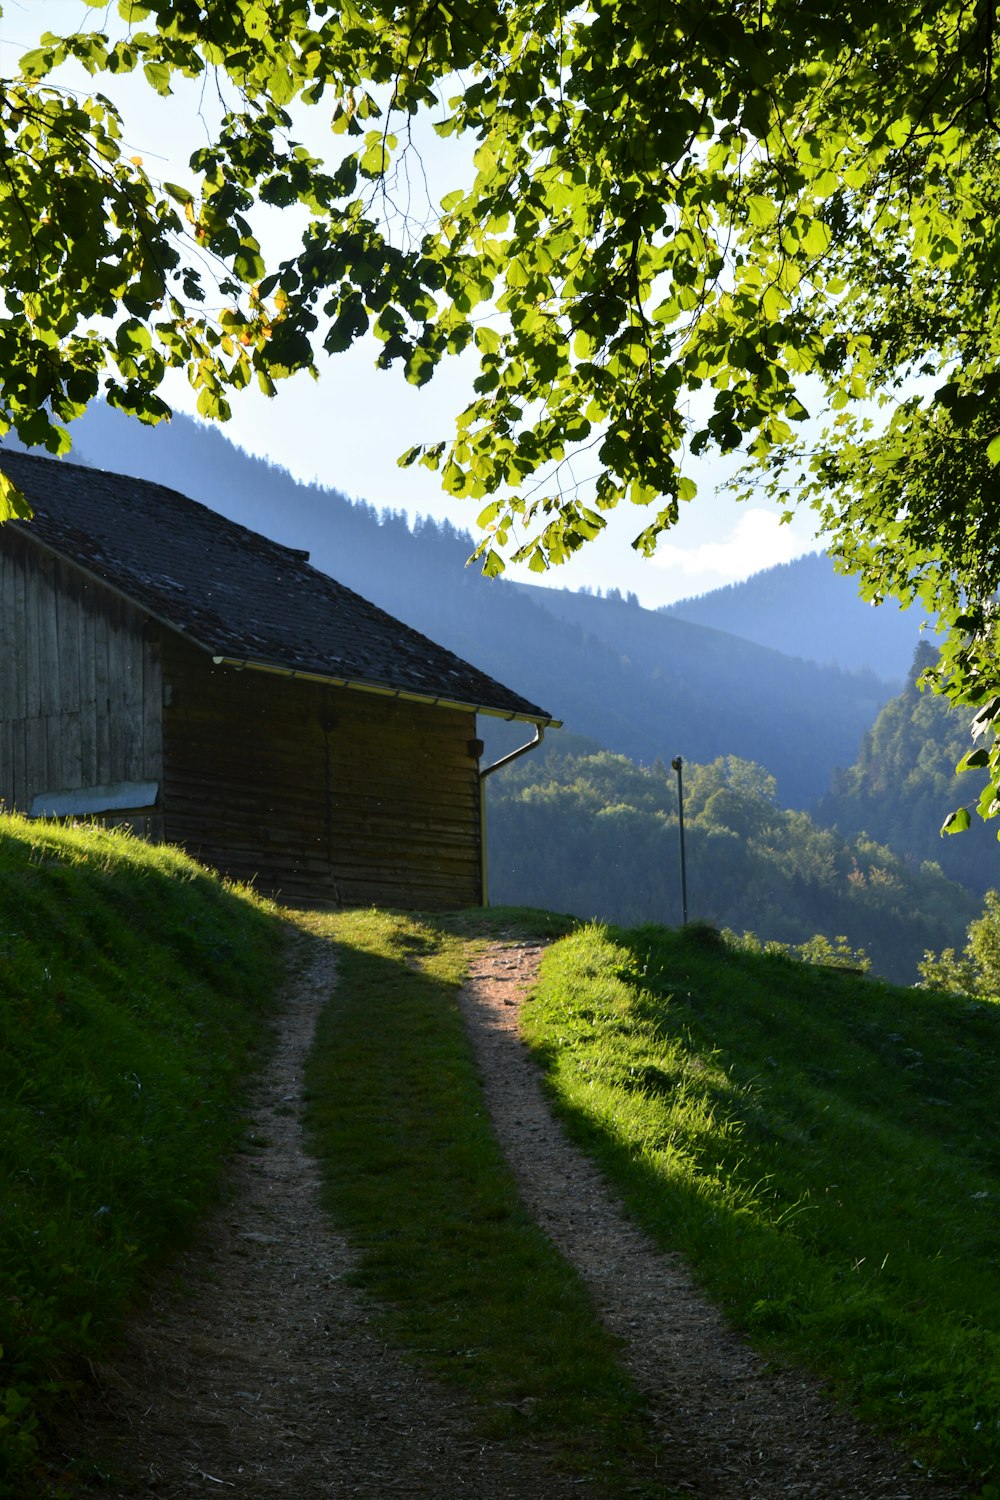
<box><xmin>3</xmin><ymin>824</ymin><xmax>996</xmax><ymax>1496</ymax></box>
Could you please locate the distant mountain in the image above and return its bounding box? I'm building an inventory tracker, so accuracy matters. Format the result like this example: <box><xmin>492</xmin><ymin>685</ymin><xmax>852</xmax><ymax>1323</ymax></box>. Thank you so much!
<box><xmin>18</xmin><ymin>402</ymin><xmax>900</xmax><ymax>807</ymax></box>
<box><xmin>492</xmin><ymin>579</ymin><xmax>893</xmax><ymax>805</ymax></box>
<box><xmin>663</xmin><ymin>551</ymin><xmax>926</xmax><ymax>682</ymax></box>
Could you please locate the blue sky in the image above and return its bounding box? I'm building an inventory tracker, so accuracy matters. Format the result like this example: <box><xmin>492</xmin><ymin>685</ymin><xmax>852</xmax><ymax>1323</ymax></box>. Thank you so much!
<box><xmin>9</xmin><ymin>1</ymin><xmax>825</xmax><ymax>605</ymax></box>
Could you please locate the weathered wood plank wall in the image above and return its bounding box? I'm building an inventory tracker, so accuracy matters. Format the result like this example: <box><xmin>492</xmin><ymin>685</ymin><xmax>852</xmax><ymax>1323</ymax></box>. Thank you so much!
<box><xmin>0</xmin><ymin>533</ymin><xmax>163</xmax><ymax>831</ymax></box>
<box><xmin>160</xmin><ymin>633</ymin><xmax>482</xmax><ymax>909</ymax></box>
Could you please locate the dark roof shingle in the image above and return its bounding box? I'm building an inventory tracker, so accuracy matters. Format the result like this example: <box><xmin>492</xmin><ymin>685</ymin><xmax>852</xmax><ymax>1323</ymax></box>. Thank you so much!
<box><xmin>0</xmin><ymin>451</ymin><xmax>554</xmax><ymax>723</ymax></box>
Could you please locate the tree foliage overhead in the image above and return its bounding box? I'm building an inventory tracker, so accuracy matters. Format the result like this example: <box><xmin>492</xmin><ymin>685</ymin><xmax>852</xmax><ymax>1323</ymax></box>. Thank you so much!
<box><xmin>4</xmin><ymin>2</ymin><xmax>992</xmax><ymax>530</ymax></box>
<box><xmin>6</xmin><ymin>2</ymin><xmax>1000</xmax><ymax>822</ymax></box>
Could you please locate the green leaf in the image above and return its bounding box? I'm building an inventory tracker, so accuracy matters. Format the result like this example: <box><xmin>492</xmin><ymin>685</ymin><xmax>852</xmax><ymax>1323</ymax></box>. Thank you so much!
<box><xmin>244</xmin><ymin>4</ymin><xmax>269</xmax><ymax>38</ymax></box>
<box><xmin>405</xmin><ymin>347</ymin><xmax>436</xmax><ymax>387</ymax></box>
<box><xmin>233</xmin><ymin>240</ymin><xmax>266</xmax><ymax>283</ymax></box>
<box><xmin>116</xmin><ymin>319</ymin><xmax>152</xmax><ymax>354</ymax></box>
<box><xmin>475</xmin><ymin>326</ymin><xmax>501</xmax><ymax>355</ymax></box>
<box><xmin>800</xmin><ymin>219</ymin><xmax>832</xmax><ymax>256</ymax></box>
<box><xmin>18</xmin><ymin>47</ymin><xmax>55</xmax><ymax>80</ymax></box>
<box><xmin>941</xmin><ymin>806</ymin><xmax>971</xmax><ymax>836</ymax></box>
<box><xmin>269</xmin><ymin>64</ymin><xmax>296</xmax><ymax>106</ymax></box>
<box><xmin>746</xmin><ymin>196</ymin><xmax>778</xmax><ymax>229</ymax></box>
<box><xmin>0</xmin><ymin>472</ymin><xmax>33</xmax><ymax>522</ymax></box>
<box><xmin>360</xmin><ymin>139</ymin><xmax>390</xmax><ymax>177</ymax></box>
<box><xmin>761</xmin><ymin>284</ymin><xmax>789</xmax><ymax>322</ymax></box>
<box><xmin>163</xmin><ymin>182</ymin><xmax>195</xmax><ymax>206</ymax></box>
<box><xmin>142</xmin><ymin>60</ymin><xmax>172</xmax><ymax>95</ymax></box>
<box><xmin>441</xmin><ymin>458</ymin><xmax>466</xmax><ymax>494</ymax></box>
<box><xmin>196</xmin><ymin>386</ymin><xmax>230</xmax><ymax>420</ymax></box>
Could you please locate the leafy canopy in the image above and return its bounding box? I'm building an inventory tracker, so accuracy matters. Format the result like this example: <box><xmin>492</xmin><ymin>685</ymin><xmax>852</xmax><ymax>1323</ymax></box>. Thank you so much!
<box><xmin>6</xmin><ymin>1</ymin><xmax>1000</xmax><ymax>823</ymax></box>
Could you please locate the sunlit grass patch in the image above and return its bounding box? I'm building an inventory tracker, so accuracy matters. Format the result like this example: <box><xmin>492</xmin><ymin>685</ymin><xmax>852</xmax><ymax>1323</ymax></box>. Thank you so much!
<box><xmin>522</xmin><ymin>921</ymin><xmax>1000</xmax><ymax>1490</ymax></box>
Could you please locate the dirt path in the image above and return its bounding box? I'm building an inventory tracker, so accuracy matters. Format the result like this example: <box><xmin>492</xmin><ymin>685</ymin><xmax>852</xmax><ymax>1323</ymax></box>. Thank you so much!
<box><xmin>52</xmin><ymin>933</ymin><xmax>967</xmax><ymax>1499</ymax></box>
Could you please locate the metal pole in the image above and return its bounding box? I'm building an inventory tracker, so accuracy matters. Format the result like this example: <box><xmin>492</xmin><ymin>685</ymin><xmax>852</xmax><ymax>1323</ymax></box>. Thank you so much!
<box><xmin>671</xmin><ymin>755</ymin><xmax>688</xmax><ymax>925</ymax></box>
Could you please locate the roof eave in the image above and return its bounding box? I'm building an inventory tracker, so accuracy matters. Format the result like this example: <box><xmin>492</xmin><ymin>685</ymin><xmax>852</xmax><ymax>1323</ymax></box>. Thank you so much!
<box><xmin>9</xmin><ymin>524</ymin><xmax>561</xmax><ymax>728</ymax></box>
<box><xmin>209</xmin><ymin>653</ymin><xmax>562</xmax><ymax>728</ymax></box>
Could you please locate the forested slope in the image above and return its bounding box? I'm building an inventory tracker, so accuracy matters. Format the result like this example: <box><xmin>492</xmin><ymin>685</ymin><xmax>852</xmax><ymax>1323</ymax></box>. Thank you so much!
<box><xmin>817</xmin><ymin>643</ymin><xmax>1000</xmax><ymax>895</ymax></box>
<box><xmin>486</xmin><ymin>739</ymin><xmax>977</xmax><ymax>982</ymax></box>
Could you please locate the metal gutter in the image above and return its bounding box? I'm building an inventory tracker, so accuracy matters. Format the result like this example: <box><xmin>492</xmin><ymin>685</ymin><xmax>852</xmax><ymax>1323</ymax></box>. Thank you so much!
<box><xmin>476</xmin><ymin>723</ymin><xmax>547</xmax><ymax>906</ymax></box>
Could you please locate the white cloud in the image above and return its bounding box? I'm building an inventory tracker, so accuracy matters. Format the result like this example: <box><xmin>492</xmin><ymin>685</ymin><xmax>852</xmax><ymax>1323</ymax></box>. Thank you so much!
<box><xmin>650</xmin><ymin>508</ymin><xmax>817</xmax><ymax>584</ymax></box>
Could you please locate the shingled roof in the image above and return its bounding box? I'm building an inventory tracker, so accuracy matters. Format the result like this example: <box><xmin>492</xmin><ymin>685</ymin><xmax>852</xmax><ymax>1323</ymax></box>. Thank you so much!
<box><xmin>0</xmin><ymin>451</ymin><xmax>556</xmax><ymax>725</ymax></box>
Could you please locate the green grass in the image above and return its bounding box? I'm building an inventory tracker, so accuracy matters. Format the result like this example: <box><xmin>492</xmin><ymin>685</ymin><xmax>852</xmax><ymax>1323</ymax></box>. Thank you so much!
<box><xmin>0</xmin><ymin>814</ymin><xmax>285</xmax><ymax>1497</ymax></box>
<box><xmin>300</xmin><ymin>906</ymin><xmax>664</xmax><ymax>1496</ymax></box>
<box><xmin>521</xmin><ymin>920</ymin><xmax>1000</xmax><ymax>1492</ymax></box>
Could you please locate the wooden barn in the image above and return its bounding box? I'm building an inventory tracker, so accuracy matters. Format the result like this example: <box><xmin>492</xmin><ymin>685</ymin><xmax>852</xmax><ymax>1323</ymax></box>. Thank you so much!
<box><xmin>0</xmin><ymin>451</ymin><xmax>557</xmax><ymax>909</ymax></box>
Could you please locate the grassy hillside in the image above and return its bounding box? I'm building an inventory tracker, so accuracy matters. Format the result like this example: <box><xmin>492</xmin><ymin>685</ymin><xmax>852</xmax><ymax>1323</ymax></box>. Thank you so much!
<box><xmin>523</xmin><ymin>922</ymin><xmax>1000</xmax><ymax>1491</ymax></box>
<box><xmin>0</xmin><ymin>816</ymin><xmax>284</xmax><ymax>1497</ymax></box>
<box><xmin>301</xmin><ymin>907</ymin><xmax>657</xmax><ymax>1492</ymax></box>
<box><xmin>7</xmin><ymin>872</ymin><xmax>998</xmax><ymax>1493</ymax></box>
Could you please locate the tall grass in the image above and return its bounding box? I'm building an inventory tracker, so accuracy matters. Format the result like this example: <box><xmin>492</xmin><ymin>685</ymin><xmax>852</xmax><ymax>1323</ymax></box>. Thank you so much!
<box><xmin>522</xmin><ymin>921</ymin><xmax>1000</xmax><ymax>1491</ymax></box>
<box><xmin>0</xmin><ymin>814</ymin><xmax>284</xmax><ymax>1496</ymax></box>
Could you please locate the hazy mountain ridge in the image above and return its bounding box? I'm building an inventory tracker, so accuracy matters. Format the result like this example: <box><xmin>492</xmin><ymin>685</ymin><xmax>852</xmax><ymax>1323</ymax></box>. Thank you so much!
<box><xmin>35</xmin><ymin>403</ymin><xmax>905</xmax><ymax>806</ymax></box>
<box><xmin>664</xmin><ymin>550</ymin><xmax>925</xmax><ymax>682</ymax></box>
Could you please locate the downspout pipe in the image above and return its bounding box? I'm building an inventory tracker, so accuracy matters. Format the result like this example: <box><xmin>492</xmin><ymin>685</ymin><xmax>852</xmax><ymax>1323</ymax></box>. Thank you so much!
<box><xmin>477</xmin><ymin>724</ymin><xmax>546</xmax><ymax>906</ymax></box>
